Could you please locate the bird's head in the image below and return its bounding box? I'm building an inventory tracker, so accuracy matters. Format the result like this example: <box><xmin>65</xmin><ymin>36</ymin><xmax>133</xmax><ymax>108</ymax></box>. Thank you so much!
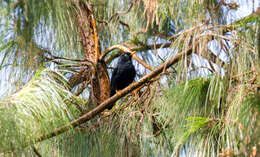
<box><xmin>118</xmin><ymin>51</ymin><xmax>136</xmax><ymax>63</ymax></box>
<box><xmin>119</xmin><ymin>53</ymin><xmax>131</xmax><ymax>62</ymax></box>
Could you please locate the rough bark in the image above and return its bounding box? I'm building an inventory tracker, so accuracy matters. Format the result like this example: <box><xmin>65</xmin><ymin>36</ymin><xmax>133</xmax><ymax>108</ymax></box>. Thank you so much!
<box><xmin>75</xmin><ymin>1</ymin><xmax>110</xmax><ymax>106</ymax></box>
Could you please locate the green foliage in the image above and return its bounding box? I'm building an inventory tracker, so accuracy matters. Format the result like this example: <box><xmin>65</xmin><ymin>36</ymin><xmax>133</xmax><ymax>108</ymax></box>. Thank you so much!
<box><xmin>0</xmin><ymin>69</ymin><xmax>83</xmax><ymax>152</ymax></box>
<box><xmin>1</xmin><ymin>75</ymin><xmax>259</xmax><ymax>157</ymax></box>
<box><xmin>0</xmin><ymin>0</ymin><xmax>259</xmax><ymax>156</ymax></box>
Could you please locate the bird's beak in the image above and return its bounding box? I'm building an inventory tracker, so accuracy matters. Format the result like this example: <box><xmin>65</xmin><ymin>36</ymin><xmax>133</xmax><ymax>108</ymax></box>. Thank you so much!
<box><xmin>130</xmin><ymin>51</ymin><xmax>136</xmax><ymax>56</ymax></box>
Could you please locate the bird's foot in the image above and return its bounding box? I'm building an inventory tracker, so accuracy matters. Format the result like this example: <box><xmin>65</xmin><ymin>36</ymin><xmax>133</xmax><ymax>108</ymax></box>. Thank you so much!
<box><xmin>132</xmin><ymin>84</ymin><xmax>144</xmax><ymax>100</ymax></box>
<box><xmin>115</xmin><ymin>89</ymin><xmax>122</xmax><ymax>94</ymax></box>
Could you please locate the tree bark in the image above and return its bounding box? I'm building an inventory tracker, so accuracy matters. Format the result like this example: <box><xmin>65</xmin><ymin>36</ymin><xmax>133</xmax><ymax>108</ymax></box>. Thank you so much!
<box><xmin>75</xmin><ymin>1</ymin><xmax>110</xmax><ymax>106</ymax></box>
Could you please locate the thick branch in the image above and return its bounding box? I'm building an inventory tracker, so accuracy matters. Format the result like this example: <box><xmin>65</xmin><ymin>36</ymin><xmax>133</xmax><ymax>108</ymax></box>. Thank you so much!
<box><xmin>36</xmin><ymin>41</ymin><xmax>197</xmax><ymax>143</ymax></box>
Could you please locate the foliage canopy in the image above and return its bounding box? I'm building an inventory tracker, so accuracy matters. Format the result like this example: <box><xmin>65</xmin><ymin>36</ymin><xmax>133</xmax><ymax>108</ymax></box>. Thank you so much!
<box><xmin>0</xmin><ymin>0</ymin><xmax>259</xmax><ymax>156</ymax></box>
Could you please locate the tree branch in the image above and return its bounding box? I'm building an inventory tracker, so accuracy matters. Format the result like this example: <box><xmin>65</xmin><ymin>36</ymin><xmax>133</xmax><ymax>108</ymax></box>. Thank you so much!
<box><xmin>32</xmin><ymin>146</ymin><xmax>42</xmax><ymax>157</ymax></box>
<box><xmin>97</xmin><ymin>2</ymin><xmax>135</xmax><ymax>25</ymax></box>
<box><xmin>101</xmin><ymin>42</ymin><xmax>173</xmax><ymax>70</ymax></box>
<box><xmin>101</xmin><ymin>42</ymin><xmax>172</xmax><ymax>60</ymax></box>
<box><xmin>36</xmin><ymin>40</ymin><xmax>198</xmax><ymax>143</ymax></box>
<box><xmin>100</xmin><ymin>44</ymin><xmax>154</xmax><ymax>71</ymax></box>
<box><xmin>108</xmin><ymin>2</ymin><xmax>135</xmax><ymax>23</ymax></box>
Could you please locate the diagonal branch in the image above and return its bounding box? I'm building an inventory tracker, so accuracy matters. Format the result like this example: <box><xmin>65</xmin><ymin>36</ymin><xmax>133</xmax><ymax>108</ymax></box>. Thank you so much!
<box><xmin>132</xmin><ymin>54</ymin><xmax>154</xmax><ymax>71</ymax></box>
<box><xmin>36</xmin><ymin>40</ymin><xmax>198</xmax><ymax>143</ymax></box>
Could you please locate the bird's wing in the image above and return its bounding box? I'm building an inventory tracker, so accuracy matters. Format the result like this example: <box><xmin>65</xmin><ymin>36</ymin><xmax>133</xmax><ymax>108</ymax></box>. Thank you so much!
<box><xmin>111</xmin><ymin>67</ymin><xmax>118</xmax><ymax>89</ymax></box>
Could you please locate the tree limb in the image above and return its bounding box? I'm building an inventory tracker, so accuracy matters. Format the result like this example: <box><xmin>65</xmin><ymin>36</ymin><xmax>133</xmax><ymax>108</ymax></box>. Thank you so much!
<box><xmin>36</xmin><ymin>40</ymin><xmax>198</xmax><ymax>143</ymax></box>
<box><xmin>100</xmin><ymin>44</ymin><xmax>154</xmax><ymax>71</ymax></box>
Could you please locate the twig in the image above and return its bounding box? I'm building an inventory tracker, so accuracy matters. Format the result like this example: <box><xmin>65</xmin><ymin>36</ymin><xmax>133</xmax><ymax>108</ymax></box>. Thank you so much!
<box><xmin>108</xmin><ymin>2</ymin><xmax>135</xmax><ymax>23</ymax></box>
<box><xmin>231</xmin><ymin>70</ymin><xmax>255</xmax><ymax>79</ymax></box>
<box><xmin>97</xmin><ymin>2</ymin><xmax>134</xmax><ymax>29</ymax></box>
<box><xmin>131</xmin><ymin>42</ymin><xmax>172</xmax><ymax>52</ymax></box>
<box><xmin>132</xmin><ymin>54</ymin><xmax>153</xmax><ymax>71</ymax></box>
<box><xmin>188</xmin><ymin>66</ymin><xmax>214</xmax><ymax>73</ymax></box>
<box><xmin>45</xmin><ymin>51</ymin><xmax>88</xmax><ymax>62</ymax></box>
<box><xmin>118</xmin><ymin>20</ymin><xmax>130</xmax><ymax>29</ymax></box>
<box><xmin>208</xmin><ymin>61</ymin><xmax>216</xmax><ymax>73</ymax></box>
<box><xmin>32</xmin><ymin>146</ymin><xmax>42</xmax><ymax>157</ymax></box>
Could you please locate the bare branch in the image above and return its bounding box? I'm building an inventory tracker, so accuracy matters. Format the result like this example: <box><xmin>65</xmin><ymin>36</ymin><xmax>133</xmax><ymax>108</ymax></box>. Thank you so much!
<box><xmin>45</xmin><ymin>51</ymin><xmax>89</xmax><ymax>62</ymax></box>
<box><xmin>131</xmin><ymin>43</ymin><xmax>172</xmax><ymax>52</ymax></box>
<box><xmin>108</xmin><ymin>2</ymin><xmax>135</xmax><ymax>23</ymax></box>
<box><xmin>97</xmin><ymin>2</ymin><xmax>134</xmax><ymax>29</ymax></box>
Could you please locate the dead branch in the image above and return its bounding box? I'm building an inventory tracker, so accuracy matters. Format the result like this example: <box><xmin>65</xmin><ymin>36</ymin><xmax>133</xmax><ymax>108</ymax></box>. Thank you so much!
<box><xmin>97</xmin><ymin>2</ymin><xmax>134</xmax><ymax>30</ymax></box>
<box><xmin>101</xmin><ymin>42</ymin><xmax>171</xmax><ymax>59</ymax></box>
<box><xmin>131</xmin><ymin>42</ymin><xmax>172</xmax><ymax>52</ymax></box>
<box><xmin>118</xmin><ymin>20</ymin><xmax>130</xmax><ymax>29</ymax></box>
<box><xmin>45</xmin><ymin>51</ymin><xmax>89</xmax><ymax>63</ymax></box>
<box><xmin>108</xmin><ymin>2</ymin><xmax>135</xmax><ymax>23</ymax></box>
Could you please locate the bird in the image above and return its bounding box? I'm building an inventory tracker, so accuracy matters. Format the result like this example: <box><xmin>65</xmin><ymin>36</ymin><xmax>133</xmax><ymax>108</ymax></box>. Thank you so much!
<box><xmin>108</xmin><ymin>52</ymin><xmax>136</xmax><ymax>109</ymax></box>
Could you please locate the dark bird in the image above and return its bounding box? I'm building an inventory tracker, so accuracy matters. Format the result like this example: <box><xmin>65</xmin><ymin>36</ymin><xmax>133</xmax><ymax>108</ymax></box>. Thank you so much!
<box><xmin>109</xmin><ymin>53</ymin><xmax>136</xmax><ymax>109</ymax></box>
